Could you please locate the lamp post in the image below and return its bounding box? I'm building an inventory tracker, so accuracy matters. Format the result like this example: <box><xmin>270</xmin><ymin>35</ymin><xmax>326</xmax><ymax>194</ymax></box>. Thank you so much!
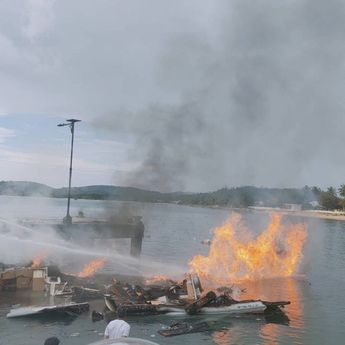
<box><xmin>58</xmin><ymin>119</ymin><xmax>81</xmax><ymax>225</ymax></box>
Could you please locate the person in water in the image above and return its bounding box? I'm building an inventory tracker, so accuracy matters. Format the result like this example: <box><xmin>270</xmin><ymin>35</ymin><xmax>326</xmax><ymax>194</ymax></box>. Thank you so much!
<box><xmin>104</xmin><ymin>307</ymin><xmax>130</xmax><ymax>339</ymax></box>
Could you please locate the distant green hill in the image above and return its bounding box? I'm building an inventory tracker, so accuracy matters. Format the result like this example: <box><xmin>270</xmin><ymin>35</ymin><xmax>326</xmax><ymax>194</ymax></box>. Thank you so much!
<box><xmin>51</xmin><ymin>185</ymin><xmax>171</xmax><ymax>202</ymax></box>
<box><xmin>0</xmin><ymin>181</ymin><xmax>53</xmax><ymax>197</ymax></box>
<box><xmin>177</xmin><ymin>186</ymin><xmax>316</xmax><ymax>208</ymax></box>
<box><xmin>0</xmin><ymin>180</ymin><xmax>318</xmax><ymax>208</ymax></box>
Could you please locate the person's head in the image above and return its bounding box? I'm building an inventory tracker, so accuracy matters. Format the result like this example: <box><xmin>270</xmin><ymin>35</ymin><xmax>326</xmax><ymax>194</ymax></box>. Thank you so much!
<box><xmin>117</xmin><ymin>306</ymin><xmax>126</xmax><ymax>319</ymax></box>
<box><xmin>44</xmin><ymin>337</ymin><xmax>60</xmax><ymax>345</ymax></box>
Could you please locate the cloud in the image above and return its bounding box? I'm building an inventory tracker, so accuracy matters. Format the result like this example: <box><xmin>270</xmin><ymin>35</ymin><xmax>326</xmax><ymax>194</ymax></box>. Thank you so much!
<box><xmin>0</xmin><ymin>127</ymin><xmax>15</xmax><ymax>143</ymax></box>
<box><xmin>22</xmin><ymin>0</ymin><xmax>56</xmax><ymax>41</ymax></box>
<box><xmin>0</xmin><ymin>146</ymin><xmax>113</xmax><ymax>172</ymax></box>
<box><xmin>0</xmin><ymin>144</ymin><xmax>118</xmax><ymax>187</ymax></box>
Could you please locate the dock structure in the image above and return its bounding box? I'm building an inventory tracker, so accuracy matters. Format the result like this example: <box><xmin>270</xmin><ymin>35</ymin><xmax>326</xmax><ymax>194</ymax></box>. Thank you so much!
<box><xmin>19</xmin><ymin>217</ymin><xmax>145</xmax><ymax>257</ymax></box>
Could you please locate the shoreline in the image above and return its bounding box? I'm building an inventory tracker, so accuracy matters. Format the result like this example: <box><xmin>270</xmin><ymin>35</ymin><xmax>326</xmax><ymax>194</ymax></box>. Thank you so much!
<box><xmin>2</xmin><ymin>193</ymin><xmax>345</xmax><ymax>222</ymax></box>
<box><xmin>247</xmin><ymin>207</ymin><xmax>345</xmax><ymax>221</ymax></box>
<box><xmin>187</xmin><ymin>203</ymin><xmax>345</xmax><ymax>221</ymax></box>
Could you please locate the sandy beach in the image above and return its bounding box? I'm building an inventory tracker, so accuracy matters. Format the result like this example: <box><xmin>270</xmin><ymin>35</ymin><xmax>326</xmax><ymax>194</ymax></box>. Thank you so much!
<box><xmin>248</xmin><ymin>207</ymin><xmax>345</xmax><ymax>221</ymax></box>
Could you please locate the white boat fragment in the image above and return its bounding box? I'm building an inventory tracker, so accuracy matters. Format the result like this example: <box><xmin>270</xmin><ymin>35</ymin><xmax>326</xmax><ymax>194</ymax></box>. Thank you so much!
<box><xmin>6</xmin><ymin>302</ymin><xmax>89</xmax><ymax>318</ymax></box>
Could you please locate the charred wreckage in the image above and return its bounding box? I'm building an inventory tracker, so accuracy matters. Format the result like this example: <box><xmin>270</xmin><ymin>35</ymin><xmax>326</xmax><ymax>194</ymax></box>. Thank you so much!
<box><xmin>1</xmin><ymin>264</ymin><xmax>290</xmax><ymax>337</ymax></box>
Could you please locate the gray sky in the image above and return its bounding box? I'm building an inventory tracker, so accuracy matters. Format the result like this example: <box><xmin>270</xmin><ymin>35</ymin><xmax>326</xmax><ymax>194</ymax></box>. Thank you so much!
<box><xmin>1</xmin><ymin>0</ymin><xmax>345</xmax><ymax>192</ymax></box>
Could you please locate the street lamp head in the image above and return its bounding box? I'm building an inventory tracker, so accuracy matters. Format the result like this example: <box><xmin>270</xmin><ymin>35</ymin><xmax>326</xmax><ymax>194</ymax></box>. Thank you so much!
<box><xmin>57</xmin><ymin>119</ymin><xmax>81</xmax><ymax>127</ymax></box>
<box><xmin>67</xmin><ymin>119</ymin><xmax>81</xmax><ymax>123</ymax></box>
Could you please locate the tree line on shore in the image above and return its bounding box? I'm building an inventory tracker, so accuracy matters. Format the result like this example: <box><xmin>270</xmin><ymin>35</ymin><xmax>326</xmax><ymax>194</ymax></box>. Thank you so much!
<box><xmin>1</xmin><ymin>180</ymin><xmax>345</xmax><ymax>211</ymax></box>
<box><xmin>312</xmin><ymin>185</ymin><xmax>345</xmax><ymax>211</ymax></box>
<box><xmin>179</xmin><ymin>185</ymin><xmax>345</xmax><ymax>211</ymax></box>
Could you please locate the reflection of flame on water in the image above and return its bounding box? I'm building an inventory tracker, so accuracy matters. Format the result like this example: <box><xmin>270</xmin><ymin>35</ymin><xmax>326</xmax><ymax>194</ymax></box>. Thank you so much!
<box><xmin>31</xmin><ymin>252</ymin><xmax>48</xmax><ymax>268</ymax></box>
<box><xmin>240</xmin><ymin>277</ymin><xmax>304</xmax><ymax>329</ymax></box>
<box><xmin>212</xmin><ymin>278</ymin><xmax>304</xmax><ymax>345</ymax></box>
<box><xmin>260</xmin><ymin>323</ymin><xmax>279</xmax><ymax>345</ymax></box>
<box><xmin>78</xmin><ymin>257</ymin><xmax>106</xmax><ymax>278</ymax></box>
<box><xmin>258</xmin><ymin>277</ymin><xmax>304</xmax><ymax>344</ymax></box>
<box><xmin>189</xmin><ymin>213</ymin><xmax>307</xmax><ymax>285</ymax></box>
<box><xmin>212</xmin><ymin>329</ymin><xmax>232</xmax><ymax>345</ymax></box>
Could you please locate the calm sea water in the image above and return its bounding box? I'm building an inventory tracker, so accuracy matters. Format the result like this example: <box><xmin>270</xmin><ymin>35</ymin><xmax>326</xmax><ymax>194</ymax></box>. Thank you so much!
<box><xmin>0</xmin><ymin>196</ymin><xmax>345</xmax><ymax>345</ymax></box>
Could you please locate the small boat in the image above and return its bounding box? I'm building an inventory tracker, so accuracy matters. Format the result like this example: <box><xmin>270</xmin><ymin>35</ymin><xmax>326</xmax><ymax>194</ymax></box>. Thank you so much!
<box><xmin>6</xmin><ymin>302</ymin><xmax>89</xmax><ymax>318</ymax></box>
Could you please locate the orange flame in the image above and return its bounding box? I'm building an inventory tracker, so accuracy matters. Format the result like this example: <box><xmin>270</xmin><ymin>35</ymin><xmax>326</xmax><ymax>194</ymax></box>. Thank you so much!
<box><xmin>189</xmin><ymin>213</ymin><xmax>307</xmax><ymax>285</ymax></box>
<box><xmin>78</xmin><ymin>257</ymin><xmax>106</xmax><ymax>278</ymax></box>
<box><xmin>31</xmin><ymin>252</ymin><xmax>48</xmax><ymax>268</ymax></box>
<box><xmin>144</xmin><ymin>274</ymin><xmax>172</xmax><ymax>285</ymax></box>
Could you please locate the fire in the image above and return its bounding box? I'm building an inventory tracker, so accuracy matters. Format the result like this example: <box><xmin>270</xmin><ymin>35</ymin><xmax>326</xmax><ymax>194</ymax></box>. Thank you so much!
<box><xmin>144</xmin><ymin>274</ymin><xmax>172</xmax><ymax>285</ymax></box>
<box><xmin>31</xmin><ymin>252</ymin><xmax>48</xmax><ymax>268</ymax></box>
<box><xmin>189</xmin><ymin>213</ymin><xmax>307</xmax><ymax>285</ymax></box>
<box><xmin>78</xmin><ymin>257</ymin><xmax>106</xmax><ymax>278</ymax></box>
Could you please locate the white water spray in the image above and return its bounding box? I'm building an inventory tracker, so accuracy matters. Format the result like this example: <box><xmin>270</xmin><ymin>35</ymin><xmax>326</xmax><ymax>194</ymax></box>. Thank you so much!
<box><xmin>0</xmin><ymin>220</ymin><xmax>186</xmax><ymax>277</ymax></box>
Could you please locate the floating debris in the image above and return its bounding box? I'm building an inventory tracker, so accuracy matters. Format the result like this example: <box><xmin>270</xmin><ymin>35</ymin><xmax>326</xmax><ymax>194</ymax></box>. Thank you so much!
<box><xmin>6</xmin><ymin>302</ymin><xmax>89</xmax><ymax>318</ymax></box>
<box><xmin>158</xmin><ymin>321</ymin><xmax>211</xmax><ymax>337</ymax></box>
<box><xmin>91</xmin><ymin>310</ymin><xmax>104</xmax><ymax>322</ymax></box>
<box><xmin>101</xmin><ymin>274</ymin><xmax>290</xmax><ymax>318</ymax></box>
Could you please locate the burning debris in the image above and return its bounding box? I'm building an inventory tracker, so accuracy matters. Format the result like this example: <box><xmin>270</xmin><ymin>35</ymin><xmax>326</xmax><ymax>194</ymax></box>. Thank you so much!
<box><xmin>0</xmin><ymin>266</ymin><xmax>47</xmax><ymax>292</ymax></box>
<box><xmin>0</xmin><ymin>265</ymin><xmax>72</xmax><ymax>296</ymax></box>
<box><xmin>78</xmin><ymin>257</ymin><xmax>107</xmax><ymax>278</ymax></box>
<box><xmin>144</xmin><ymin>275</ymin><xmax>175</xmax><ymax>286</ymax></box>
<box><xmin>30</xmin><ymin>251</ymin><xmax>48</xmax><ymax>268</ymax></box>
<box><xmin>98</xmin><ymin>274</ymin><xmax>290</xmax><ymax>321</ymax></box>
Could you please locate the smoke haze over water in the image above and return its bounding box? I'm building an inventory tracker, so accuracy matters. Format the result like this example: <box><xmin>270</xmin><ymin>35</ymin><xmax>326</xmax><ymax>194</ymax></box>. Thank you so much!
<box><xmin>1</xmin><ymin>0</ymin><xmax>345</xmax><ymax>191</ymax></box>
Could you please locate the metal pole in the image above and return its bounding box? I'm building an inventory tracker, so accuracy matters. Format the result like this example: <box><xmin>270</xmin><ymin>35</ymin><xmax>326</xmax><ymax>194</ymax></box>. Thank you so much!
<box><xmin>58</xmin><ymin>119</ymin><xmax>80</xmax><ymax>225</ymax></box>
<box><xmin>64</xmin><ymin>122</ymin><xmax>75</xmax><ymax>224</ymax></box>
